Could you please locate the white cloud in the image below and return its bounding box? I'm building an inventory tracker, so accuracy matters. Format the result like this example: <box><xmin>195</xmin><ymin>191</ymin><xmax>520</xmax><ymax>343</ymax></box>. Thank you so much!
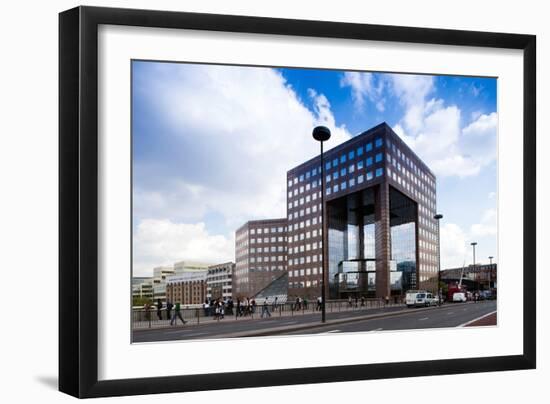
<box><xmin>133</xmin><ymin>219</ymin><xmax>235</xmax><ymax>276</ymax></box>
<box><xmin>440</xmin><ymin>223</ymin><xmax>469</xmax><ymax>270</ymax></box>
<box><xmin>470</xmin><ymin>209</ymin><xmax>497</xmax><ymax>238</ymax></box>
<box><xmin>388</xmin><ymin>74</ymin><xmax>497</xmax><ymax>178</ymax></box>
<box><xmin>340</xmin><ymin>71</ymin><xmax>385</xmax><ymax>112</ymax></box>
<box><xmin>133</xmin><ymin>63</ymin><xmax>352</xmax><ymax>273</ymax></box>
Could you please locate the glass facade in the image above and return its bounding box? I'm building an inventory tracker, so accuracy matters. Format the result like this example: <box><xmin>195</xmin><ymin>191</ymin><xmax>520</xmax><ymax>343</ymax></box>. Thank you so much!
<box><xmin>389</xmin><ymin>187</ymin><xmax>417</xmax><ymax>292</ymax></box>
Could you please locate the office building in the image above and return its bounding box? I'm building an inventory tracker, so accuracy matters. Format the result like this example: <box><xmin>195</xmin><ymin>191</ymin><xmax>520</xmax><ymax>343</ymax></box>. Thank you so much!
<box><xmin>234</xmin><ymin>218</ymin><xmax>288</xmax><ymax>298</ymax></box>
<box><xmin>207</xmin><ymin>262</ymin><xmax>235</xmax><ymax>301</ymax></box>
<box><xmin>286</xmin><ymin>122</ymin><xmax>438</xmax><ymax>299</ymax></box>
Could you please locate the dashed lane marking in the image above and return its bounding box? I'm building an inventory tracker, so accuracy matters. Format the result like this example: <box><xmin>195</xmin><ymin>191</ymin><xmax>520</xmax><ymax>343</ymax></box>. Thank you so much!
<box><xmin>419</xmin><ymin>317</ymin><xmax>429</xmax><ymax>321</ymax></box>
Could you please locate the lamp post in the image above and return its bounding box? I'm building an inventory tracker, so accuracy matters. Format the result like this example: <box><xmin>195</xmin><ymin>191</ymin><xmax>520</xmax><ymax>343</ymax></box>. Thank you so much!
<box><xmin>488</xmin><ymin>255</ymin><xmax>494</xmax><ymax>290</ymax></box>
<box><xmin>312</xmin><ymin>126</ymin><xmax>331</xmax><ymax>323</ymax></box>
<box><xmin>434</xmin><ymin>214</ymin><xmax>443</xmax><ymax>306</ymax></box>
<box><xmin>470</xmin><ymin>242</ymin><xmax>477</xmax><ymax>296</ymax></box>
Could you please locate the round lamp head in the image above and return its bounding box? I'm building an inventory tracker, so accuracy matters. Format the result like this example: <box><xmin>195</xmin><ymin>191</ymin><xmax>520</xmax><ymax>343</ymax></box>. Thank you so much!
<box><xmin>434</xmin><ymin>214</ymin><xmax>443</xmax><ymax>220</ymax></box>
<box><xmin>312</xmin><ymin>126</ymin><xmax>331</xmax><ymax>142</ymax></box>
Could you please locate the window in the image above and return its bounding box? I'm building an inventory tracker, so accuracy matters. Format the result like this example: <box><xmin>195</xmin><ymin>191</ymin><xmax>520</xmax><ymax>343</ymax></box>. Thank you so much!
<box><xmin>367</xmin><ymin>171</ymin><xmax>373</xmax><ymax>181</ymax></box>
<box><xmin>357</xmin><ymin>147</ymin><xmax>363</xmax><ymax>156</ymax></box>
<box><xmin>326</xmin><ymin>174</ymin><xmax>331</xmax><ymax>183</ymax></box>
<box><xmin>299</xmin><ymin>174</ymin><xmax>304</xmax><ymax>182</ymax></box>
<box><xmin>333</xmin><ymin>184</ymin><xmax>339</xmax><ymax>193</ymax></box>
<box><xmin>333</xmin><ymin>171</ymin><xmax>338</xmax><ymax>180</ymax></box>
<box><xmin>375</xmin><ymin>153</ymin><xmax>382</xmax><ymax>163</ymax></box>
<box><xmin>312</xmin><ymin>168</ymin><xmax>317</xmax><ymax>176</ymax></box>
<box><xmin>366</xmin><ymin>142</ymin><xmax>373</xmax><ymax>152</ymax></box>
<box><xmin>366</xmin><ymin>157</ymin><xmax>373</xmax><ymax>166</ymax></box>
<box><xmin>375</xmin><ymin>138</ymin><xmax>383</xmax><ymax>148</ymax></box>
<box><xmin>340</xmin><ymin>154</ymin><xmax>346</xmax><ymax>163</ymax></box>
<box><xmin>305</xmin><ymin>171</ymin><xmax>310</xmax><ymax>179</ymax></box>
<box><xmin>325</xmin><ymin>161</ymin><xmax>331</xmax><ymax>170</ymax></box>
<box><xmin>358</xmin><ymin>174</ymin><xmax>364</xmax><ymax>184</ymax></box>
<box><xmin>349</xmin><ymin>150</ymin><xmax>355</xmax><ymax>159</ymax></box>
<box><xmin>340</xmin><ymin>168</ymin><xmax>346</xmax><ymax>176</ymax></box>
<box><xmin>349</xmin><ymin>178</ymin><xmax>355</xmax><ymax>187</ymax></box>
<box><xmin>349</xmin><ymin>164</ymin><xmax>355</xmax><ymax>173</ymax></box>
<box><xmin>332</xmin><ymin>158</ymin><xmax>338</xmax><ymax>167</ymax></box>
<box><xmin>341</xmin><ymin>182</ymin><xmax>347</xmax><ymax>191</ymax></box>
<box><xmin>357</xmin><ymin>160</ymin><xmax>364</xmax><ymax>170</ymax></box>
<box><xmin>376</xmin><ymin>168</ymin><xmax>384</xmax><ymax>177</ymax></box>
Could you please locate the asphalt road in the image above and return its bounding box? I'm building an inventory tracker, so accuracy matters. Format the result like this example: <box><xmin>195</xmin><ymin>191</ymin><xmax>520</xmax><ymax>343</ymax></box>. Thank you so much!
<box><xmin>132</xmin><ymin>301</ymin><xmax>496</xmax><ymax>342</ymax></box>
<box><xmin>132</xmin><ymin>304</ymin><xmax>408</xmax><ymax>343</ymax></box>
<box><xmin>284</xmin><ymin>300</ymin><xmax>497</xmax><ymax>335</ymax></box>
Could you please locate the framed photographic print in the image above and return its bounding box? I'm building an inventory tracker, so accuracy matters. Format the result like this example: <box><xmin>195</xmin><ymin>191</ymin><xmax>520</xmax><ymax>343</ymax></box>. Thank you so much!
<box><xmin>59</xmin><ymin>5</ymin><xmax>536</xmax><ymax>398</ymax></box>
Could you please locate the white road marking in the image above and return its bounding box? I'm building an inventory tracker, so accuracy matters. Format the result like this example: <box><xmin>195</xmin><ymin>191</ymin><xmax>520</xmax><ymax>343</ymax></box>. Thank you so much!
<box><xmin>326</xmin><ymin>329</ymin><xmax>340</xmax><ymax>333</ymax></box>
<box><xmin>419</xmin><ymin>317</ymin><xmax>429</xmax><ymax>321</ymax></box>
<box><xmin>458</xmin><ymin>311</ymin><xmax>497</xmax><ymax>327</ymax></box>
<box><xmin>370</xmin><ymin>328</ymin><xmax>384</xmax><ymax>332</ymax></box>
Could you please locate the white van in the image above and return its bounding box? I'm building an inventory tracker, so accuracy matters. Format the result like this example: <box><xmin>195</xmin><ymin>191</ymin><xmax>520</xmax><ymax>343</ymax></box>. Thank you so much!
<box><xmin>452</xmin><ymin>292</ymin><xmax>467</xmax><ymax>302</ymax></box>
<box><xmin>406</xmin><ymin>291</ymin><xmax>437</xmax><ymax>307</ymax></box>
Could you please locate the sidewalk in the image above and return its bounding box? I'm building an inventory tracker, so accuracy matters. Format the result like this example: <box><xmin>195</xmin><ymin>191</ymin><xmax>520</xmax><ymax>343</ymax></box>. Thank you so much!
<box><xmin>133</xmin><ymin>301</ymin><xmax>406</xmax><ymax>330</ymax></box>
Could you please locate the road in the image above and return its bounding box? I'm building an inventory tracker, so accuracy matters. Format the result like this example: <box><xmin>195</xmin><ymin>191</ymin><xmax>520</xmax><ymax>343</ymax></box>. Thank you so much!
<box><xmin>133</xmin><ymin>301</ymin><xmax>496</xmax><ymax>342</ymax></box>
<box><xmin>284</xmin><ymin>300</ymin><xmax>496</xmax><ymax>335</ymax></box>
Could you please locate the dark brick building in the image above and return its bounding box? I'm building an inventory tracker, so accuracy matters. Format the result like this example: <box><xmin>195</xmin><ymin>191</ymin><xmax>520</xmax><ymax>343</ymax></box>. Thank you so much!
<box><xmin>234</xmin><ymin>218</ymin><xmax>288</xmax><ymax>298</ymax></box>
<box><xmin>286</xmin><ymin>122</ymin><xmax>438</xmax><ymax>300</ymax></box>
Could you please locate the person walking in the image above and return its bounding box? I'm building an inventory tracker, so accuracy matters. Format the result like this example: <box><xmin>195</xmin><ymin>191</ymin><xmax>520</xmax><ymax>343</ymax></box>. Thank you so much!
<box><xmin>348</xmin><ymin>296</ymin><xmax>352</xmax><ymax>308</ymax></box>
<box><xmin>170</xmin><ymin>302</ymin><xmax>187</xmax><ymax>326</ymax></box>
<box><xmin>261</xmin><ymin>297</ymin><xmax>271</xmax><ymax>318</ymax></box>
<box><xmin>156</xmin><ymin>298</ymin><xmax>163</xmax><ymax>321</ymax></box>
<box><xmin>361</xmin><ymin>296</ymin><xmax>365</xmax><ymax>307</ymax></box>
<box><xmin>316</xmin><ymin>296</ymin><xmax>322</xmax><ymax>311</ymax></box>
<box><xmin>166</xmin><ymin>300</ymin><xmax>173</xmax><ymax>320</ymax></box>
<box><xmin>272</xmin><ymin>296</ymin><xmax>278</xmax><ymax>312</ymax></box>
<box><xmin>236</xmin><ymin>298</ymin><xmax>241</xmax><ymax>318</ymax></box>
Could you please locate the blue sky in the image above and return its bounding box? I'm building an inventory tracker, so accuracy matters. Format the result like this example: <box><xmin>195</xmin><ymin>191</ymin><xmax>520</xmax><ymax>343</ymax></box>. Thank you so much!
<box><xmin>132</xmin><ymin>61</ymin><xmax>497</xmax><ymax>277</ymax></box>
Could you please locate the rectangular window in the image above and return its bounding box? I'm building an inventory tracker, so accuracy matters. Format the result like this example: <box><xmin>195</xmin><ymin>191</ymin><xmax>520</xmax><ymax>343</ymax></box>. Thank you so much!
<box><xmin>340</xmin><ymin>168</ymin><xmax>346</xmax><ymax>176</ymax></box>
<box><xmin>341</xmin><ymin>182</ymin><xmax>347</xmax><ymax>190</ymax></box>
<box><xmin>366</xmin><ymin>142</ymin><xmax>372</xmax><ymax>152</ymax></box>
<box><xmin>366</xmin><ymin>157</ymin><xmax>373</xmax><ymax>166</ymax></box>
<box><xmin>333</xmin><ymin>184</ymin><xmax>339</xmax><ymax>192</ymax></box>
<box><xmin>357</xmin><ymin>147</ymin><xmax>363</xmax><ymax>156</ymax></box>
<box><xmin>349</xmin><ymin>164</ymin><xmax>355</xmax><ymax>173</ymax></box>
<box><xmin>367</xmin><ymin>171</ymin><xmax>373</xmax><ymax>181</ymax></box>
<box><xmin>357</xmin><ymin>160</ymin><xmax>364</xmax><ymax>170</ymax></box>
<box><xmin>333</xmin><ymin>171</ymin><xmax>338</xmax><ymax>180</ymax></box>
<box><xmin>312</xmin><ymin>168</ymin><xmax>317</xmax><ymax>176</ymax></box>
<box><xmin>349</xmin><ymin>178</ymin><xmax>355</xmax><ymax>187</ymax></box>
<box><xmin>358</xmin><ymin>175</ymin><xmax>364</xmax><ymax>184</ymax></box>
<box><xmin>375</xmin><ymin>153</ymin><xmax>382</xmax><ymax>163</ymax></box>
<box><xmin>326</xmin><ymin>174</ymin><xmax>331</xmax><ymax>183</ymax></box>
<box><xmin>348</xmin><ymin>150</ymin><xmax>355</xmax><ymax>159</ymax></box>
<box><xmin>376</xmin><ymin>167</ymin><xmax>384</xmax><ymax>177</ymax></box>
<box><xmin>340</xmin><ymin>154</ymin><xmax>346</xmax><ymax>163</ymax></box>
<box><xmin>375</xmin><ymin>138</ymin><xmax>383</xmax><ymax>148</ymax></box>
<box><xmin>325</xmin><ymin>161</ymin><xmax>331</xmax><ymax>170</ymax></box>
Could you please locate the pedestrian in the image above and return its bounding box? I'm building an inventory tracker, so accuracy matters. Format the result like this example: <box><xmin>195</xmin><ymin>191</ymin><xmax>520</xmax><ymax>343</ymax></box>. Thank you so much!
<box><xmin>272</xmin><ymin>296</ymin><xmax>278</xmax><ymax>312</ymax></box>
<box><xmin>219</xmin><ymin>300</ymin><xmax>225</xmax><ymax>319</ymax></box>
<box><xmin>295</xmin><ymin>296</ymin><xmax>300</xmax><ymax>311</ymax></box>
<box><xmin>203</xmin><ymin>299</ymin><xmax>210</xmax><ymax>317</ymax></box>
<box><xmin>348</xmin><ymin>296</ymin><xmax>352</xmax><ymax>307</ymax></box>
<box><xmin>385</xmin><ymin>295</ymin><xmax>390</xmax><ymax>306</ymax></box>
<box><xmin>361</xmin><ymin>296</ymin><xmax>365</xmax><ymax>307</ymax></box>
<box><xmin>156</xmin><ymin>298</ymin><xmax>163</xmax><ymax>321</ymax></box>
<box><xmin>316</xmin><ymin>296</ymin><xmax>322</xmax><ymax>311</ymax></box>
<box><xmin>261</xmin><ymin>297</ymin><xmax>271</xmax><ymax>318</ymax></box>
<box><xmin>355</xmin><ymin>296</ymin><xmax>358</xmax><ymax>308</ymax></box>
<box><xmin>236</xmin><ymin>298</ymin><xmax>241</xmax><ymax>318</ymax></box>
<box><xmin>251</xmin><ymin>298</ymin><xmax>256</xmax><ymax>314</ymax></box>
<box><xmin>166</xmin><ymin>300</ymin><xmax>173</xmax><ymax>320</ymax></box>
<box><xmin>303</xmin><ymin>297</ymin><xmax>308</xmax><ymax>310</ymax></box>
<box><xmin>170</xmin><ymin>301</ymin><xmax>187</xmax><ymax>325</ymax></box>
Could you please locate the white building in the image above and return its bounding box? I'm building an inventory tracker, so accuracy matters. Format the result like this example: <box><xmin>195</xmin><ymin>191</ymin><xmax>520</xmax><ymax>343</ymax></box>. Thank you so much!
<box><xmin>207</xmin><ymin>262</ymin><xmax>235</xmax><ymax>301</ymax></box>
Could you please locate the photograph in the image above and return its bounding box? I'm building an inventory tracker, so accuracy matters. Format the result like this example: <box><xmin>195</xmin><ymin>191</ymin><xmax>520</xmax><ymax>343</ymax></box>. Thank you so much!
<box><xmin>130</xmin><ymin>61</ymin><xmax>498</xmax><ymax>343</ymax></box>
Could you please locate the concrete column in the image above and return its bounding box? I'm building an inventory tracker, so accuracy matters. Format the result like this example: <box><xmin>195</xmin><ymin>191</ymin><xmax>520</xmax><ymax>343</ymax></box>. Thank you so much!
<box><xmin>375</xmin><ymin>182</ymin><xmax>391</xmax><ymax>298</ymax></box>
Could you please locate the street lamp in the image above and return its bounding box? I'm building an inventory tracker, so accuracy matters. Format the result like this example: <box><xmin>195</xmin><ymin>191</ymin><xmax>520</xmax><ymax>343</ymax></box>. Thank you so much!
<box><xmin>488</xmin><ymin>255</ymin><xmax>494</xmax><ymax>290</ymax></box>
<box><xmin>434</xmin><ymin>213</ymin><xmax>443</xmax><ymax>306</ymax></box>
<box><xmin>471</xmin><ymin>242</ymin><xmax>477</xmax><ymax>297</ymax></box>
<box><xmin>312</xmin><ymin>125</ymin><xmax>331</xmax><ymax>323</ymax></box>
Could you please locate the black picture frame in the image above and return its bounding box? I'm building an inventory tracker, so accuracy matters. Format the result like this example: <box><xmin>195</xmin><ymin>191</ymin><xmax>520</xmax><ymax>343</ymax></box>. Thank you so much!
<box><xmin>59</xmin><ymin>5</ymin><xmax>536</xmax><ymax>398</ymax></box>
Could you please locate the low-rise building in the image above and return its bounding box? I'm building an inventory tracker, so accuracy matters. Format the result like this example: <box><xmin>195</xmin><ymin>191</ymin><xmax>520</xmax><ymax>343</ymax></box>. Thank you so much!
<box><xmin>207</xmin><ymin>262</ymin><xmax>234</xmax><ymax>301</ymax></box>
<box><xmin>166</xmin><ymin>271</ymin><xmax>208</xmax><ymax>305</ymax></box>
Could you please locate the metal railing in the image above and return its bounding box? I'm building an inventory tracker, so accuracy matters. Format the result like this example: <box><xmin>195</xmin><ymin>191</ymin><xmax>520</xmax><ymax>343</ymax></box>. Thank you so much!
<box><xmin>132</xmin><ymin>298</ymin><xmax>405</xmax><ymax>329</ymax></box>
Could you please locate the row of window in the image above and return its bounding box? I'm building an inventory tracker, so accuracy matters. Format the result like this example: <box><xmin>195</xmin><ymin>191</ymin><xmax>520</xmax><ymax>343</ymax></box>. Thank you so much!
<box><xmin>288</xmin><ymin>267</ymin><xmax>323</xmax><ymax>277</ymax></box>
<box><xmin>249</xmin><ymin>256</ymin><xmax>287</xmax><ymax>263</ymax></box>
<box><xmin>250</xmin><ymin>246</ymin><xmax>287</xmax><ymax>253</ymax></box>
<box><xmin>289</xmin><ymin>254</ymin><xmax>323</xmax><ymax>266</ymax></box>
<box><xmin>326</xmin><ymin>169</ymin><xmax>384</xmax><ymax>196</ymax></box>
<box><xmin>249</xmin><ymin>226</ymin><xmax>286</xmax><ymax>235</ymax></box>
<box><xmin>288</xmin><ymin>204</ymin><xmax>321</xmax><ymax>218</ymax></box>
<box><xmin>288</xmin><ymin>216</ymin><xmax>322</xmax><ymax>233</ymax></box>
<box><xmin>289</xmin><ymin>241</ymin><xmax>320</xmax><ymax>254</ymax></box>
<box><xmin>249</xmin><ymin>236</ymin><xmax>287</xmax><ymax>244</ymax></box>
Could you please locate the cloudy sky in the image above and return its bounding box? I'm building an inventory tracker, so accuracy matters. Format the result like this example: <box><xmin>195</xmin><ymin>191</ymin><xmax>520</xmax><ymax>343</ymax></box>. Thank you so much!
<box><xmin>132</xmin><ymin>61</ymin><xmax>497</xmax><ymax>277</ymax></box>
